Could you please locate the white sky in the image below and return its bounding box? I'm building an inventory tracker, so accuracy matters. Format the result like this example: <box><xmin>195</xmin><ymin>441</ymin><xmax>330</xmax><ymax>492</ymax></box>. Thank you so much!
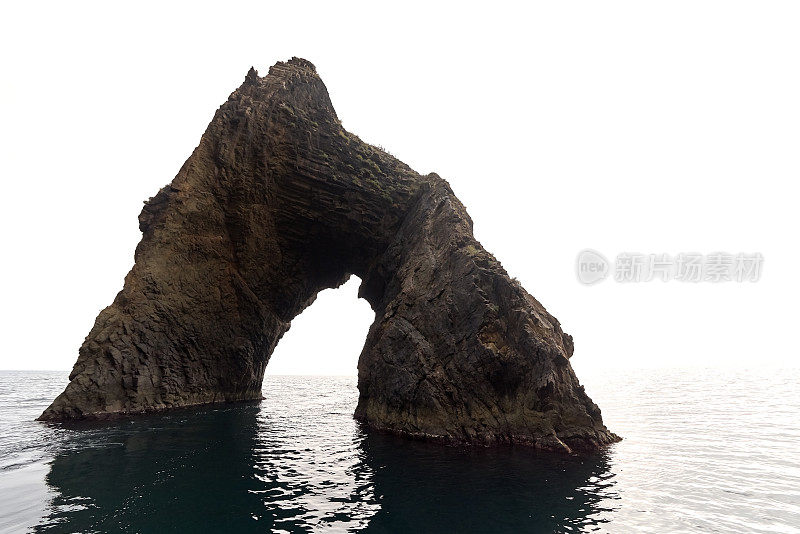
<box><xmin>0</xmin><ymin>1</ymin><xmax>798</xmax><ymax>374</ymax></box>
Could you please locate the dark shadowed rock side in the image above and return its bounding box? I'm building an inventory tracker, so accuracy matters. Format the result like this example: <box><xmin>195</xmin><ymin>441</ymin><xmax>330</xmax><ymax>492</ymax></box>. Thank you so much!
<box><xmin>39</xmin><ymin>58</ymin><xmax>619</xmax><ymax>453</ymax></box>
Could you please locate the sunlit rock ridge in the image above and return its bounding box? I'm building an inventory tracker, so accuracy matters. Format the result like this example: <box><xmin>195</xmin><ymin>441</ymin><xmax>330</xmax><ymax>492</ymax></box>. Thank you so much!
<box><xmin>39</xmin><ymin>58</ymin><xmax>619</xmax><ymax>453</ymax></box>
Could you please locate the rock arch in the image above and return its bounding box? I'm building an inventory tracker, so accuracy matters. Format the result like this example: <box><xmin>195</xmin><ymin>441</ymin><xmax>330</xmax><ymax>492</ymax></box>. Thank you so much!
<box><xmin>40</xmin><ymin>58</ymin><xmax>618</xmax><ymax>452</ymax></box>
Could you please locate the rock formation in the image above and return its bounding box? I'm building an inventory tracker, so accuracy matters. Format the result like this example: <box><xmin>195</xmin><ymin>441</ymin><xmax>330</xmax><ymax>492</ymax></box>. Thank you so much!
<box><xmin>39</xmin><ymin>58</ymin><xmax>619</xmax><ymax>452</ymax></box>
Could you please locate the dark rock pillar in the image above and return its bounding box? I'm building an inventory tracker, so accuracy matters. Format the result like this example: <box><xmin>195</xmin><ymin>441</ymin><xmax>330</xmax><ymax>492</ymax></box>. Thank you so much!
<box><xmin>39</xmin><ymin>58</ymin><xmax>618</xmax><ymax>452</ymax></box>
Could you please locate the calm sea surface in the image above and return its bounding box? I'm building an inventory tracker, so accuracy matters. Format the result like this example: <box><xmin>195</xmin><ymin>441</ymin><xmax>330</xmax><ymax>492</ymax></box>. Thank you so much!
<box><xmin>0</xmin><ymin>369</ymin><xmax>798</xmax><ymax>533</ymax></box>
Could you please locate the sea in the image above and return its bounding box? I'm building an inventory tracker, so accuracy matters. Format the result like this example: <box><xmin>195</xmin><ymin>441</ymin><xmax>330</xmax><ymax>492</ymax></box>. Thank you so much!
<box><xmin>0</xmin><ymin>368</ymin><xmax>798</xmax><ymax>533</ymax></box>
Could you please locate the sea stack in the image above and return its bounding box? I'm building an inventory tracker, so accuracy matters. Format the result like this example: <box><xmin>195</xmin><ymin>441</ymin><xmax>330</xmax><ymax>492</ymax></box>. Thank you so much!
<box><xmin>39</xmin><ymin>58</ymin><xmax>619</xmax><ymax>453</ymax></box>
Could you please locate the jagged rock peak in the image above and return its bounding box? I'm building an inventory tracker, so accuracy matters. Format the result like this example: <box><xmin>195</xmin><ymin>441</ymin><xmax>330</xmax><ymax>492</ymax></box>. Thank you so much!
<box><xmin>267</xmin><ymin>56</ymin><xmax>317</xmax><ymax>78</ymax></box>
<box><xmin>244</xmin><ymin>66</ymin><xmax>259</xmax><ymax>85</ymax></box>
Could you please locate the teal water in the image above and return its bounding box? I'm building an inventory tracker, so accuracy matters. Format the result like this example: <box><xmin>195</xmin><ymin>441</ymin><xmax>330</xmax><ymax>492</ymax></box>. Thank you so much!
<box><xmin>0</xmin><ymin>369</ymin><xmax>798</xmax><ymax>533</ymax></box>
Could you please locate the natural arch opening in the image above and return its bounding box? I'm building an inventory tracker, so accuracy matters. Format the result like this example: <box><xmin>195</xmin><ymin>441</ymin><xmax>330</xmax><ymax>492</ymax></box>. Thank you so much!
<box><xmin>266</xmin><ymin>276</ymin><xmax>372</xmax><ymax>377</ymax></box>
<box><xmin>39</xmin><ymin>57</ymin><xmax>618</xmax><ymax>452</ymax></box>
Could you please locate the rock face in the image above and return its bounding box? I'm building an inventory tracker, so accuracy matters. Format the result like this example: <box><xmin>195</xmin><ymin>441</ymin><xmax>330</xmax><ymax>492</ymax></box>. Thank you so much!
<box><xmin>40</xmin><ymin>58</ymin><xmax>619</xmax><ymax>452</ymax></box>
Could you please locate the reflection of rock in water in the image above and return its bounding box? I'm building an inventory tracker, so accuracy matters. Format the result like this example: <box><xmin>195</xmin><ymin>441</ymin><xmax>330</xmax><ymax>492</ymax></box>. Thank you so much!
<box><xmin>35</xmin><ymin>404</ymin><xmax>616</xmax><ymax>532</ymax></box>
<box><xmin>357</xmin><ymin>430</ymin><xmax>617</xmax><ymax>533</ymax></box>
<box><xmin>36</xmin><ymin>405</ymin><xmax>265</xmax><ymax>533</ymax></box>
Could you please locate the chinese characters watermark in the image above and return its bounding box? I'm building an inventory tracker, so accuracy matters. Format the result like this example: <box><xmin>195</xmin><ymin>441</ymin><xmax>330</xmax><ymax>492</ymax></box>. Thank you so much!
<box><xmin>576</xmin><ymin>249</ymin><xmax>763</xmax><ymax>285</ymax></box>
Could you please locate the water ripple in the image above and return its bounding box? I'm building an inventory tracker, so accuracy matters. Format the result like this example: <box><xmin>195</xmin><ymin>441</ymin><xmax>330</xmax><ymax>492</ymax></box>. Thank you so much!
<box><xmin>0</xmin><ymin>370</ymin><xmax>798</xmax><ymax>532</ymax></box>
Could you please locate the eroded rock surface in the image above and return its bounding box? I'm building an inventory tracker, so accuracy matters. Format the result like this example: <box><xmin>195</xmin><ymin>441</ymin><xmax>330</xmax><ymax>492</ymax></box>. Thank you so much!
<box><xmin>40</xmin><ymin>58</ymin><xmax>619</xmax><ymax>452</ymax></box>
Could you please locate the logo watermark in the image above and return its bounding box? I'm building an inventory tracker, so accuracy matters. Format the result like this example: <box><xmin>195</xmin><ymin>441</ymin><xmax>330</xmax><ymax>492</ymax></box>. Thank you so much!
<box><xmin>576</xmin><ymin>249</ymin><xmax>610</xmax><ymax>285</ymax></box>
<box><xmin>576</xmin><ymin>250</ymin><xmax>763</xmax><ymax>285</ymax></box>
